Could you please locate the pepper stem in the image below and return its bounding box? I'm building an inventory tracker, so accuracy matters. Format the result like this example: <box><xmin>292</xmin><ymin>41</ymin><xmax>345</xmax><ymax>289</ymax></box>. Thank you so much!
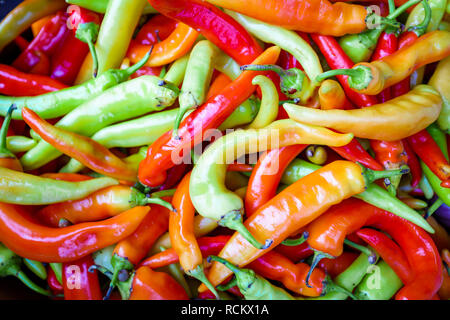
<box><xmin>219</xmin><ymin>211</ymin><xmax>272</xmax><ymax>250</ymax></box>
<box><xmin>75</xmin><ymin>22</ymin><xmax>99</xmax><ymax>78</ymax></box>
<box><xmin>104</xmin><ymin>254</ymin><xmax>134</xmax><ymax>300</ymax></box>
<box><xmin>207</xmin><ymin>255</ymin><xmax>257</xmax><ymax>290</ymax></box>
<box><xmin>187</xmin><ymin>265</ymin><xmax>220</xmax><ymax>300</ymax></box>
<box><xmin>123</xmin><ymin>45</ymin><xmax>154</xmax><ymax>78</ymax></box>
<box><xmin>131</xmin><ymin>188</ymin><xmax>174</xmax><ymax>211</ymax></box>
<box><xmin>305</xmin><ymin>251</ymin><xmax>334</xmax><ymax>288</ymax></box>
<box><xmin>88</xmin><ymin>264</ymin><xmax>113</xmax><ymax>279</ymax></box>
<box><xmin>150</xmin><ymin>189</ymin><xmax>177</xmax><ymax>198</ymax></box>
<box><xmin>387</xmin><ymin>0</ymin><xmax>422</xmax><ymax>20</ymax></box>
<box><xmin>388</xmin><ymin>0</ymin><xmax>396</xmax><ymax>14</ymax></box>
<box><xmin>15</xmin><ymin>270</ymin><xmax>52</xmax><ymax>296</ymax></box>
<box><xmin>358</xmin><ymin>162</ymin><xmax>410</xmax><ymax>187</ymax></box>
<box><xmin>315</xmin><ymin>65</ymin><xmax>373</xmax><ymax>91</ymax></box>
<box><xmin>425</xmin><ymin>198</ymin><xmax>444</xmax><ymax>219</ymax></box>
<box><xmin>407</xmin><ymin>0</ymin><xmax>432</xmax><ymax>36</ymax></box>
<box><xmin>216</xmin><ymin>276</ymin><xmax>237</xmax><ymax>291</ymax></box>
<box><xmin>0</xmin><ymin>104</ymin><xmax>16</xmax><ymax>158</ymax></box>
<box><xmin>281</xmin><ymin>231</ymin><xmax>309</xmax><ymax>246</ymax></box>
<box><xmin>344</xmin><ymin>239</ymin><xmax>377</xmax><ymax>264</ymax></box>
<box><xmin>323</xmin><ymin>276</ymin><xmax>358</xmax><ymax>300</ymax></box>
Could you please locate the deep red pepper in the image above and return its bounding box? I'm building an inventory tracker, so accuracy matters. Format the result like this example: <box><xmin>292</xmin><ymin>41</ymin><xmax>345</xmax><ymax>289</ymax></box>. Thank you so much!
<box><xmin>47</xmin><ymin>266</ymin><xmax>63</xmax><ymax>296</ymax></box>
<box><xmin>157</xmin><ymin>163</ymin><xmax>190</xmax><ymax>191</ymax></box>
<box><xmin>130</xmin><ymin>66</ymin><xmax>163</xmax><ymax>79</ymax></box>
<box><xmin>135</xmin><ymin>14</ymin><xmax>178</xmax><ymax>45</ymax></box>
<box><xmin>67</xmin><ymin>6</ymin><xmax>101</xmax><ymax>31</ymax></box>
<box><xmin>372</xmin><ymin>31</ymin><xmax>398</xmax><ymax>102</ymax></box>
<box><xmin>0</xmin><ymin>64</ymin><xmax>67</xmax><ymax>96</ymax></box>
<box><xmin>402</xmin><ymin>138</ymin><xmax>422</xmax><ymax>187</ymax></box>
<box><xmin>149</xmin><ymin>0</ymin><xmax>263</xmax><ymax>65</ymax></box>
<box><xmin>274</xmin><ymin>242</ymin><xmax>313</xmax><ymax>263</ymax></box>
<box><xmin>317</xmin><ymin>251</ymin><xmax>359</xmax><ymax>278</ymax></box>
<box><xmin>14</xmin><ymin>36</ymin><xmax>30</xmax><ymax>52</ymax></box>
<box><xmin>12</xmin><ymin>11</ymin><xmax>69</xmax><ymax>73</ymax></box>
<box><xmin>62</xmin><ymin>255</ymin><xmax>103</xmax><ymax>300</ymax></box>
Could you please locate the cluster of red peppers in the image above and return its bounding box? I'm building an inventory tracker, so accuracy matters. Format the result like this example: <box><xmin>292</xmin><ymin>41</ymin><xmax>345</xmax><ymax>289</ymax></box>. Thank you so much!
<box><xmin>0</xmin><ymin>0</ymin><xmax>448</xmax><ymax>302</ymax></box>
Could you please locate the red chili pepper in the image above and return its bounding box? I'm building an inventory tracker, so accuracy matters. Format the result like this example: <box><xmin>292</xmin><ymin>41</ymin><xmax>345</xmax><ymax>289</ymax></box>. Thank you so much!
<box><xmin>372</xmin><ymin>31</ymin><xmax>398</xmax><ymax>102</ymax></box>
<box><xmin>28</xmin><ymin>50</ymin><xmax>51</xmax><ymax>75</ymax></box>
<box><xmin>0</xmin><ymin>63</ymin><xmax>67</xmax><ymax>96</ymax></box>
<box><xmin>317</xmin><ymin>251</ymin><xmax>359</xmax><ymax>278</ymax></box>
<box><xmin>135</xmin><ymin>14</ymin><xmax>178</xmax><ymax>45</ymax></box>
<box><xmin>332</xmin><ymin>138</ymin><xmax>384</xmax><ymax>171</ymax></box>
<box><xmin>149</xmin><ymin>0</ymin><xmax>263</xmax><ymax>65</ymax></box>
<box><xmin>12</xmin><ymin>11</ymin><xmax>69</xmax><ymax>73</ymax></box>
<box><xmin>67</xmin><ymin>6</ymin><xmax>101</xmax><ymax>31</ymax></box>
<box><xmin>138</xmin><ymin>46</ymin><xmax>280</xmax><ymax>187</ymax></box>
<box><xmin>130</xmin><ymin>66</ymin><xmax>163</xmax><ymax>79</ymax></box>
<box><xmin>47</xmin><ymin>266</ymin><xmax>63</xmax><ymax>296</ymax></box>
<box><xmin>356</xmin><ymin>228</ymin><xmax>413</xmax><ymax>284</ymax></box>
<box><xmin>157</xmin><ymin>163</ymin><xmax>190</xmax><ymax>191</ymax></box>
<box><xmin>306</xmin><ymin>198</ymin><xmax>443</xmax><ymax>300</ymax></box>
<box><xmin>14</xmin><ymin>36</ymin><xmax>30</xmax><ymax>52</ymax></box>
<box><xmin>401</xmin><ymin>139</ymin><xmax>422</xmax><ymax>187</ymax></box>
<box><xmin>62</xmin><ymin>255</ymin><xmax>103</xmax><ymax>300</ymax></box>
<box><xmin>407</xmin><ymin>130</ymin><xmax>450</xmax><ymax>183</ymax></box>
<box><xmin>274</xmin><ymin>242</ymin><xmax>314</xmax><ymax>263</ymax></box>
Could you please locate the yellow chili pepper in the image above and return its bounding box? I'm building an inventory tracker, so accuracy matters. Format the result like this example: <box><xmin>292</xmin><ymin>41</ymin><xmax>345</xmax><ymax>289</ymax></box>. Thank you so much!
<box><xmin>429</xmin><ymin>56</ymin><xmax>450</xmax><ymax>133</ymax></box>
<box><xmin>245</xmin><ymin>75</ymin><xmax>279</xmax><ymax>129</ymax></box>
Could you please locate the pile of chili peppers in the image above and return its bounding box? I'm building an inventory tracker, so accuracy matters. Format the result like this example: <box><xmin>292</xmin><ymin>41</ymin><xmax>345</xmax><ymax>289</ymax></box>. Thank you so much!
<box><xmin>0</xmin><ymin>0</ymin><xmax>448</xmax><ymax>301</ymax></box>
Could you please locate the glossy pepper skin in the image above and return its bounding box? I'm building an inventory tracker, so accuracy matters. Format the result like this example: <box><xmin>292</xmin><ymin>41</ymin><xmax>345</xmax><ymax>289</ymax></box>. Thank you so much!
<box><xmin>306</xmin><ymin>198</ymin><xmax>442</xmax><ymax>300</ymax></box>
<box><xmin>428</xmin><ymin>56</ymin><xmax>450</xmax><ymax>134</ymax></box>
<box><xmin>0</xmin><ymin>105</ymin><xmax>23</xmax><ymax>171</ymax></box>
<box><xmin>134</xmin><ymin>14</ymin><xmax>177</xmax><ymax>45</ymax></box>
<box><xmin>0</xmin><ymin>64</ymin><xmax>67</xmax><ymax>96</ymax></box>
<box><xmin>200</xmin><ymin>160</ymin><xmax>402</xmax><ymax>290</ymax></box>
<box><xmin>62</xmin><ymin>255</ymin><xmax>102</xmax><ymax>300</ymax></box>
<box><xmin>284</xmin><ymin>85</ymin><xmax>442</xmax><ymax>141</ymax></box>
<box><xmin>138</xmin><ymin>46</ymin><xmax>281</xmax><ymax>188</ymax></box>
<box><xmin>204</xmin><ymin>0</ymin><xmax>369</xmax><ymax>37</ymax></box>
<box><xmin>149</xmin><ymin>0</ymin><xmax>263</xmax><ymax>66</ymax></box>
<box><xmin>0</xmin><ymin>204</ymin><xmax>149</xmax><ymax>263</ymax></box>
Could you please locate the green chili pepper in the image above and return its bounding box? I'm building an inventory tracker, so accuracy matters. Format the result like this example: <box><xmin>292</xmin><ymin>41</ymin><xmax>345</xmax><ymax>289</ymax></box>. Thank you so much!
<box><xmin>354</xmin><ymin>260</ymin><xmax>403</xmax><ymax>300</ymax></box>
<box><xmin>405</xmin><ymin>0</ymin><xmax>447</xmax><ymax>32</ymax></box>
<box><xmin>66</xmin><ymin>0</ymin><xmax>157</xmax><ymax>14</ymax></box>
<box><xmin>75</xmin><ymin>22</ymin><xmax>100</xmax><ymax>78</ymax></box>
<box><xmin>20</xmin><ymin>76</ymin><xmax>179</xmax><ymax>170</ymax></box>
<box><xmin>226</xmin><ymin>10</ymin><xmax>323</xmax><ymax>88</ymax></box>
<box><xmin>174</xmin><ymin>40</ymin><xmax>219</xmax><ymax>137</ymax></box>
<box><xmin>49</xmin><ymin>262</ymin><xmax>62</xmax><ymax>286</ymax></box>
<box><xmin>163</xmin><ymin>54</ymin><xmax>190</xmax><ymax>87</ymax></box>
<box><xmin>0</xmin><ymin>243</ymin><xmax>51</xmax><ymax>296</ymax></box>
<box><xmin>23</xmin><ymin>259</ymin><xmax>47</xmax><ymax>281</ymax></box>
<box><xmin>280</xmin><ymin>159</ymin><xmax>433</xmax><ymax>233</ymax></box>
<box><xmin>214</xmin><ymin>51</ymin><xmax>242</xmax><ymax>80</ymax></box>
<box><xmin>339</xmin><ymin>0</ymin><xmax>422</xmax><ymax>63</ymax></box>
<box><xmin>421</xmin><ymin>158</ymin><xmax>450</xmax><ymax>206</ymax></box>
<box><xmin>427</xmin><ymin>123</ymin><xmax>449</xmax><ymax>159</ymax></box>
<box><xmin>75</xmin><ymin>0</ymin><xmax>148</xmax><ymax>83</ymax></box>
<box><xmin>0</xmin><ymin>166</ymin><xmax>118</xmax><ymax>205</ymax></box>
<box><xmin>5</xmin><ymin>136</ymin><xmax>37</xmax><ymax>154</ymax></box>
<box><xmin>244</xmin><ymin>75</ymin><xmax>278</xmax><ymax>129</ymax></box>
<box><xmin>0</xmin><ymin>49</ymin><xmax>153</xmax><ymax>120</ymax></box>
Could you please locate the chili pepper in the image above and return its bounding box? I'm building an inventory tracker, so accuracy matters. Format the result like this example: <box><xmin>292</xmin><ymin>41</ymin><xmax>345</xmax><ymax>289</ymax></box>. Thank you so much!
<box><xmin>200</xmin><ymin>160</ymin><xmax>410</xmax><ymax>290</ymax></box>
<box><xmin>0</xmin><ymin>243</ymin><xmax>51</xmax><ymax>296</ymax></box>
<box><xmin>31</xmin><ymin>14</ymin><xmax>54</xmax><ymax>38</ymax></box>
<box><xmin>0</xmin><ymin>63</ymin><xmax>67</xmax><ymax>96</ymax></box>
<box><xmin>318</xmin><ymin>79</ymin><xmax>350</xmax><ymax>110</ymax></box>
<box><xmin>204</xmin><ymin>0</ymin><xmax>392</xmax><ymax>37</ymax></box>
<box><xmin>0</xmin><ymin>0</ymin><xmax>67</xmax><ymax>52</ymax></box>
<box><xmin>135</xmin><ymin>14</ymin><xmax>177</xmax><ymax>46</ymax></box>
<box><xmin>125</xmin><ymin>266</ymin><xmax>189</xmax><ymax>300</ymax></box>
<box><xmin>13</xmin><ymin>11</ymin><xmax>69</xmax><ymax>73</ymax></box>
<box><xmin>36</xmin><ymin>185</ymin><xmax>173</xmax><ymax>227</ymax></box>
<box><xmin>67</xmin><ymin>6</ymin><xmax>101</xmax><ymax>78</ymax></box>
<box><xmin>105</xmin><ymin>200</ymin><xmax>171</xmax><ymax>300</ymax></box>
<box><xmin>138</xmin><ymin>46</ymin><xmax>281</xmax><ymax>188</ymax></box>
<box><xmin>245</xmin><ymin>145</ymin><xmax>306</xmax><ymax>217</ymax></box>
<box><xmin>356</xmin><ymin>228</ymin><xmax>413</xmax><ymax>284</ymax></box>
<box><xmin>429</xmin><ymin>56</ymin><xmax>450</xmax><ymax>134</ymax></box>
<box><xmin>317</xmin><ymin>31</ymin><xmax>450</xmax><ymax>95</ymax></box>
<box><xmin>13</xmin><ymin>36</ymin><xmax>30</xmax><ymax>52</ymax></box>
<box><xmin>62</xmin><ymin>255</ymin><xmax>102</xmax><ymax>300</ymax></box>
<box><xmin>426</xmin><ymin>216</ymin><xmax>450</xmax><ymax>253</ymax></box>
<box><xmin>0</xmin><ymin>203</ymin><xmax>149</xmax><ymax>263</ymax></box>
<box><xmin>318</xmin><ymin>252</ymin><xmax>359</xmax><ymax>279</ymax></box>
<box><xmin>190</xmin><ymin>121</ymin><xmax>354</xmax><ymax>249</ymax></box>
<box><xmin>306</xmin><ymin>198</ymin><xmax>442</xmax><ymax>300</ymax></box>
<box><xmin>23</xmin><ymin>107</ymin><xmax>137</xmax><ymax>182</ymax></box>
<box><xmin>402</xmin><ymin>139</ymin><xmax>422</xmax><ymax>187</ymax></box>
<box><xmin>149</xmin><ymin>0</ymin><xmax>263</xmax><ymax>66</ymax></box>
<box><xmin>0</xmin><ymin>49</ymin><xmax>153</xmax><ymax>120</ymax></box>
<box><xmin>305</xmin><ymin>146</ymin><xmax>328</xmax><ymax>165</ymax></box>
<box><xmin>47</xmin><ymin>265</ymin><xmax>63</xmax><ymax>296</ymax></box>
<box><xmin>0</xmin><ymin>105</ymin><xmax>22</xmax><ymax>171</ymax></box>
<box><xmin>354</xmin><ymin>260</ymin><xmax>403</xmax><ymax>300</ymax></box>
<box><xmin>284</xmin><ymin>84</ymin><xmax>442</xmax><ymax>141</ymax></box>
<box><xmin>226</xmin><ymin>11</ymin><xmax>323</xmax><ymax>92</ymax></box>
<box><xmin>66</xmin><ymin>0</ymin><xmax>157</xmax><ymax>14</ymax></box>
<box><xmin>20</xmin><ymin>74</ymin><xmax>178</xmax><ymax>171</ymax></box>
<box><xmin>406</xmin><ymin>0</ymin><xmax>447</xmax><ymax>33</ymax></box>
<box><xmin>23</xmin><ymin>259</ymin><xmax>47</xmax><ymax>281</ymax></box>
<box><xmin>74</xmin><ymin>0</ymin><xmax>148</xmax><ymax>83</ymax></box>
<box><xmin>174</xmin><ymin>40</ymin><xmax>219</xmax><ymax>137</ymax></box>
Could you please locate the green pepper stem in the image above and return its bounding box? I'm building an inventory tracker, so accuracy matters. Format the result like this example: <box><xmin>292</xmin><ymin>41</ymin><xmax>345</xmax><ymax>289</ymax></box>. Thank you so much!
<box><xmin>150</xmin><ymin>189</ymin><xmax>177</xmax><ymax>198</ymax></box>
<box><xmin>219</xmin><ymin>211</ymin><xmax>272</xmax><ymax>250</ymax></box>
<box><xmin>425</xmin><ymin>198</ymin><xmax>444</xmax><ymax>219</ymax></box>
<box><xmin>387</xmin><ymin>0</ymin><xmax>422</xmax><ymax>19</ymax></box>
<box><xmin>388</xmin><ymin>0</ymin><xmax>396</xmax><ymax>14</ymax></box>
<box><xmin>124</xmin><ymin>45</ymin><xmax>154</xmax><ymax>78</ymax></box>
<box><xmin>359</xmin><ymin>163</ymin><xmax>410</xmax><ymax>187</ymax></box>
<box><xmin>75</xmin><ymin>22</ymin><xmax>99</xmax><ymax>78</ymax></box>
<box><xmin>15</xmin><ymin>270</ymin><xmax>52</xmax><ymax>296</ymax></box>
<box><xmin>324</xmin><ymin>277</ymin><xmax>359</xmax><ymax>300</ymax></box>
<box><xmin>216</xmin><ymin>276</ymin><xmax>237</xmax><ymax>291</ymax></box>
<box><xmin>207</xmin><ymin>255</ymin><xmax>257</xmax><ymax>291</ymax></box>
<box><xmin>142</xmin><ymin>196</ymin><xmax>174</xmax><ymax>211</ymax></box>
<box><xmin>281</xmin><ymin>231</ymin><xmax>309</xmax><ymax>246</ymax></box>
<box><xmin>344</xmin><ymin>239</ymin><xmax>377</xmax><ymax>264</ymax></box>
<box><xmin>88</xmin><ymin>264</ymin><xmax>113</xmax><ymax>279</ymax></box>
<box><xmin>0</xmin><ymin>104</ymin><xmax>16</xmax><ymax>158</ymax></box>
<box><xmin>241</xmin><ymin>64</ymin><xmax>288</xmax><ymax>77</ymax></box>
<box><xmin>187</xmin><ymin>265</ymin><xmax>220</xmax><ymax>300</ymax></box>
<box><xmin>305</xmin><ymin>251</ymin><xmax>335</xmax><ymax>288</ymax></box>
<box><xmin>87</xmin><ymin>40</ymin><xmax>99</xmax><ymax>78</ymax></box>
<box><xmin>407</xmin><ymin>0</ymin><xmax>432</xmax><ymax>36</ymax></box>
<box><xmin>315</xmin><ymin>67</ymin><xmax>366</xmax><ymax>84</ymax></box>
<box><xmin>104</xmin><ymin>254</ymin><xmax>134</xmax><ymax>300</ymax></box>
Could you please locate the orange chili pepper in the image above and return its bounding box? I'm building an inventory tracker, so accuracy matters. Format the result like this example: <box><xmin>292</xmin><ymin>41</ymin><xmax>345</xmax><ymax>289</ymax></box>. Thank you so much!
<box><xmin>0</xmin><ymin>203</ymin><xmax>149</xmax><ymax>262</ymax></box>
<box><xmin>39</xmin><ymin>172</ymin><xmax>93</xmax><ymax>182</ymax></box>
<box><xmin>127</xmin><ymin>23</ymin><xmax>199</xmax><ymax>67</ymax></box>
<box><xmin>128</xmin><ymin>266</ymin><xmax>189</xmax><ymax>300</ymax></box>
<box><xmin>318</xmin><ymin>79</ymin><xmax>352</xmax><ymax>110</ymax></box>
<box><xmin>206</xmin><ymin>73</ymin><xmax>232</xmax><ymax>100</ymax></box>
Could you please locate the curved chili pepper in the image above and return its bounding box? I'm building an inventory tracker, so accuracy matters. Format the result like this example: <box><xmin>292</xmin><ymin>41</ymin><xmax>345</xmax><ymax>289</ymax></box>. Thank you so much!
<box><xmin>0</xmin><ymin>0</ymin><xmax>67</xmax><ymax>52</ymax></box>
<box><xmin>149</xmin><ymin>0</ymin><xmax>263</xmax><ymax>66</ymax></box>
<box><xmin>0</xmin><ymin>202</ymin><xmax>150</xmax><ymax>262</ymax></box>
<box><xmin>135</xmin><ymin>14</ymin><xmax>177</xmax><ymax>45</ymax></box>
<box><xmin>402</xmin><ymin>139</ymin><xmax>422</xmax><ymax>188</ymax></box>
<box><xmin>0</xmin><ymin>64</ymin><xmax>67</xmax><ymax>96</ymax></box>
<box><xmin>47</xmin><ymin>265</ymin><xmax>63</xmax><ymax>296</ymax></box>
<box><xmin>22</xmin><ymin>107</ymin><xmax>138</xmax><ymax>182</ymax></box>
<box><xmin>138</xmin><ymin>46</ymin><xmax>281</xmax><ymax>188</ymax></box>
<box><xmin>204</xmin><ymin>0</ymin><xmax>373</xmax><ymax>37</ymax></box>
<box><xmin>62</xmin><ymin>255</ymin><xmax>102</xmax><ymax>300</ymax></box>
<box><xmin>284</xmin><ymin>84</ymin><xmax>442</xmax><ymax>141</ymax></box>
<box><xmin>201</xmin><ymin>160</ymin><xmax>410</xmax><ymax>290</ymax></box>
<box><xmin>275</xmin><ymin>242</ymin><xmax>313</xmax><ymax>263</ymax></box>
<box><xmin>429</xmin><ymin>56</ymin><xmax>450</xmax><ymax>134</ymax></box>
<box><xmin>306</xmin><ymin>198</ymin><xmax>442</xmax><ymax>300</ymax></box>
<box><xmin>0</xmin><ymin>105</ymin><xmax>22</xmax><ymax>171</ymax></box>
<box><xmin>318</xmin><ymin>252</ymin><xmax>359</xmax><ymax>279</ymax></box>
<box><xmin>128</xmin><ymin>266</ymin><xmax>189</xmax><ymax>300</ymax></box>
<box><xmin>318</xmin><ymin>79</ymin><xmax>351</xmax><ymax>110</ymax></box>
<box><xmin>316</xmin><ymin>30</ymin><xmax>450</xmax><ymax>95</ymax></box>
